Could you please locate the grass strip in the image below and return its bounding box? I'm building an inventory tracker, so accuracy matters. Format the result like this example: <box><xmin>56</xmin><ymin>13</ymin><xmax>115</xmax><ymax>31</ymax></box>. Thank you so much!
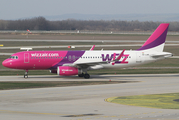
<box><xmin>106</xmin><ymin>93</ymin><xmax>179</xmax><ymax>109</ymax></box>
<box><xmin>0</xmin><ymin>81</ymin><xmax>135</xmax><ymax>90</ymax></box>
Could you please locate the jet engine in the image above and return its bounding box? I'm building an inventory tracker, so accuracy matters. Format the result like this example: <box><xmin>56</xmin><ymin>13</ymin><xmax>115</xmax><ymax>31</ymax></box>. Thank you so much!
<box><xmin>57</xmin><ymin>66</ymin><xmax>82</xmax><ymax>76</ymax></box>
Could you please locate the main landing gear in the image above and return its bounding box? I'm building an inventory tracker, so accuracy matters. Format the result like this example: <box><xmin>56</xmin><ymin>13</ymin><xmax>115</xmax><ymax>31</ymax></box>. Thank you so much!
<box><xmin>24</xmin><ymin>70</ymin><xmax>28</xmax><ymax>78</ymax></box>
<box><xmin>78</xmin><ymin>73</ymin><xmax>90</xmax><ymax>79</ymax></box>
<box><xmin>84</xmin><ymin>73</ymin><xmax>90</xmax><ymax>79</ymax></box>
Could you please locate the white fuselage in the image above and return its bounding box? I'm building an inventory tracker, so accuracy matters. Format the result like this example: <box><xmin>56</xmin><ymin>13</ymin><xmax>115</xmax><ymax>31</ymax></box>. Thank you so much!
<box><xmin>73</xmin><ymin>50</ymin><xmax>171</xmax><ymax>69</ymax></box>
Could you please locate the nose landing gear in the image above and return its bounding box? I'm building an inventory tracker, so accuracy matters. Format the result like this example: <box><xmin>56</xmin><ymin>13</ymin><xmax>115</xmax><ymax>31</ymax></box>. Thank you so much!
<box><xmin>24</xmin><ymin>70</ymin><xmax>28</xmax><ymax>78</ymax></box>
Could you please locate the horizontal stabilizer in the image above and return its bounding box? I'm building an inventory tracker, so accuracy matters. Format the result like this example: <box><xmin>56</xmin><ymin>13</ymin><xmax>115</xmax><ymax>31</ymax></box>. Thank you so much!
<box><xmin>151</xmin><ymin>52</ymin><xmax>173</xmax><ymax>58</ymax></box>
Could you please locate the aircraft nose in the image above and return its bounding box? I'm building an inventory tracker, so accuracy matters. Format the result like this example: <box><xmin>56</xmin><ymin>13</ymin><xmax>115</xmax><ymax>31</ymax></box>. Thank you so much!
<box><xmin>2</xmin><ymin>59</ymin><xmax>12</xmax><ymax>68</ymax></box>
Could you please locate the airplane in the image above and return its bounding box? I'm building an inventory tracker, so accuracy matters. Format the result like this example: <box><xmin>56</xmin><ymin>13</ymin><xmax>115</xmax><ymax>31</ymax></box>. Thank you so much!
<box><xmin>2</xmin><ymin>23</ymin><xmax>172</xmax><ymax>79</ymax></box>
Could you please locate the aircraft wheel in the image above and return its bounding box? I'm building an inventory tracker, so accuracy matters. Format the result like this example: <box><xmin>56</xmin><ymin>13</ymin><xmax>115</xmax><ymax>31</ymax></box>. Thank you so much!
<box><xmin>24</xmin><ymin>75</ymin><xmax>28</xmax><ymax>78</ymax></box>
<box><xmin>24</xmin><ymin>70</ymin><xmax>28</xmax><ymax>78</ymax></box>
<box><xmin>84</xmin><ymin>74</ymin><xmax>90</xmax><ymax>79</ymax></box>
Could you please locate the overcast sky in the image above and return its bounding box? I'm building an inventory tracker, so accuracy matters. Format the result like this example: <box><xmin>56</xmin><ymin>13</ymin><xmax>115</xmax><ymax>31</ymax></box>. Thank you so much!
<box><xmin>1</xmin><ymin>0</ymin><xmax>179</xmax><ymax>20</ymax></box>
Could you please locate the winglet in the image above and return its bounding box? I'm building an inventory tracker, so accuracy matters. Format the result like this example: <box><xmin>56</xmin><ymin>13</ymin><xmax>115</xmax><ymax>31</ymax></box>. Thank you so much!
<box><xmin>90</xmin><ymin>45</ymin><xmax>95</xmax><ymax>51</ymax></box>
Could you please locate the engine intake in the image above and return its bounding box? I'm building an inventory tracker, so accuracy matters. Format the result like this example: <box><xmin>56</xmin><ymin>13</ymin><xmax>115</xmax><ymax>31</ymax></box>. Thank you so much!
<box><xmin>57</xmin><ymin>66</ymin><xmax>82</xmax><ymax>76</ymax></box>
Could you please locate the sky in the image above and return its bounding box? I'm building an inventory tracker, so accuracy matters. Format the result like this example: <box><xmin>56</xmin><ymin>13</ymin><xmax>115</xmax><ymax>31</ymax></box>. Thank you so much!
<box><xmin>0</xmin><ymin>0</ymin><xmax>179</xmax><ymax>20</ymax></box>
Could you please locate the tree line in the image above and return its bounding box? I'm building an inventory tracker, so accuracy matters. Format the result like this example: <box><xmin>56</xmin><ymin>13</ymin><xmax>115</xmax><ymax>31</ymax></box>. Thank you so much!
<box><xmin>0</xmin><ymin>16</ymin><xmax>179</xmax><ymax>31</ymax></box>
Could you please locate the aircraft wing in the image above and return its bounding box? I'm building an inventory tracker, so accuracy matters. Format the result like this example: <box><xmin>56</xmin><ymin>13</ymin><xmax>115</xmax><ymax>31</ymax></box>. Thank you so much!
<box><xmin>63</xmin><ymin>49</ymin><xmax>125</xmax><ymax>69</ymax></box>
<box><xmin>63</xmin><ymin>61</ymin><xmax>109</xmax><ymax>68</ymax></box>
<box><xmin>75</xmin><ymin>61</ymin><xmax>110</xmax><ymax>68</ymax></box>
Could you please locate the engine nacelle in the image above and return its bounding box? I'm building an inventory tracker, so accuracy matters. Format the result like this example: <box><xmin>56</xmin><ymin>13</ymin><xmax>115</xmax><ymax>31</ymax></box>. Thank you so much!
<box><xmin>57</xmin><ymin>66</ymin><xmax>82</xmax><ymax>76</ymax></box>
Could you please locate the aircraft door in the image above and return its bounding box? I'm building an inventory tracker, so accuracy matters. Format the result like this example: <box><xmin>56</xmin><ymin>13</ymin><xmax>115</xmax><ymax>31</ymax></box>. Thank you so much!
<box><xmin>24</xmin><ymin>53</ymin><xmax>29</xmax><ymax>63</ymax></box>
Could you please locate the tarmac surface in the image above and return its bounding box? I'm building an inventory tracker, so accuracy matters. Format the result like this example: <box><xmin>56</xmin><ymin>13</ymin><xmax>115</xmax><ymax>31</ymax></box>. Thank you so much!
<box><xmin>0</xmin><ymin>74</ymin><xmax>179</xmax><ymax>120</ymax></box>
<box><xmin>0</xmin><ymin>44</ymin><xmax>179</xmax><ymax>50</ymax></box>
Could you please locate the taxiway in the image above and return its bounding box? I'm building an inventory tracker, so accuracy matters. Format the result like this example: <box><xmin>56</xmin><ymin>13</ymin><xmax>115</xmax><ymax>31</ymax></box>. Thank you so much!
<box><xmin>0</xmin><ymin>74</ymin><xmax>179</xmax><ymax>120</ymax></box>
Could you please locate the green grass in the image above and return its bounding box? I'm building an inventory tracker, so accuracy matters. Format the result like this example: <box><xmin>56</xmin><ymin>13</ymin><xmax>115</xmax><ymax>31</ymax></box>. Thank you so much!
<box><xmin>0</xmin><ymin>81</ymin><xmax>132</xmax><ymax>90</ymax></box>
<box><xmin>0</xmin><ymin>70</ymin><xmax>53</xmax><ymax>76</ymax></box>
<box><xmin>106</xmin><ymin>93</ymin><xmax>179</xmax><ymax>109</ymax></box>
<box><xmin>0</xmin><ymin>82</ymin><xmax>51</xmax><ymax>90</ymax></box>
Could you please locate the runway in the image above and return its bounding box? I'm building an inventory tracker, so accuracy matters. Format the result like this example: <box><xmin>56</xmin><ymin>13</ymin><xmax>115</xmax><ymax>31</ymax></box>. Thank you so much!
<box><xmin>0</xmin><ymin>74</ymin><xmax>179</xmax><ymax>120</ymax></box>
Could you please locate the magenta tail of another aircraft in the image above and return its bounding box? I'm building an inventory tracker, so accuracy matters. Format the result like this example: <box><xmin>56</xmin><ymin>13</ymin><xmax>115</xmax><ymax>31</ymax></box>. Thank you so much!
<box><xmin>137</xmin><ymin>23</ymin><xmax>169</xmax><ymax>52</ymax></box>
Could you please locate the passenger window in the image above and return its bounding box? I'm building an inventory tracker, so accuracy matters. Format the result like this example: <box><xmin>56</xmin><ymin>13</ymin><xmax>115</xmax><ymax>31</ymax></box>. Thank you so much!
<box><xmin>68</xmin><ymin>55</ymin><xmax>71</xmax><ymax>61</ymax></box>
<box><xmin>72</xmin><ymin>55</ymin><xmax>76</xmax><ymax>61</ymax></box>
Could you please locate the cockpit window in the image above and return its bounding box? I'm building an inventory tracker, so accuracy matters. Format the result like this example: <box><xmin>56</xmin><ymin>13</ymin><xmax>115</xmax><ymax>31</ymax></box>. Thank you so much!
<box><xmin>9</xmin><ymin>56</ymin><xmax>18</xmax><ymax>59</ymax></box>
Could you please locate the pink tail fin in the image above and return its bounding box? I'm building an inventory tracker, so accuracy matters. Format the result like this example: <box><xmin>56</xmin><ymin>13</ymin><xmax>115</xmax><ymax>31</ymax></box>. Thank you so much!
<box><xmin>137</xmin><ymin>23</ymin><xmax>169</xmax><ymax>52</ymax></box>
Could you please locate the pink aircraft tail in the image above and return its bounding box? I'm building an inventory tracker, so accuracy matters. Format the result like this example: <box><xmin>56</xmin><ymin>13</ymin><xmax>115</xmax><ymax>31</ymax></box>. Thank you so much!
<box><xmin>137</xmin><ymin>23</ymin><xmax>169</xmax><ymax>52</ymax></box>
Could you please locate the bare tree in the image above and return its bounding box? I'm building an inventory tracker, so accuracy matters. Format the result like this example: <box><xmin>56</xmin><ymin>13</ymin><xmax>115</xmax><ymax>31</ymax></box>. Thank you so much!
<box><xmin>0</xmin><ymin>17</ymin><xmax>179</xmax><ymax>31</ymax></box>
